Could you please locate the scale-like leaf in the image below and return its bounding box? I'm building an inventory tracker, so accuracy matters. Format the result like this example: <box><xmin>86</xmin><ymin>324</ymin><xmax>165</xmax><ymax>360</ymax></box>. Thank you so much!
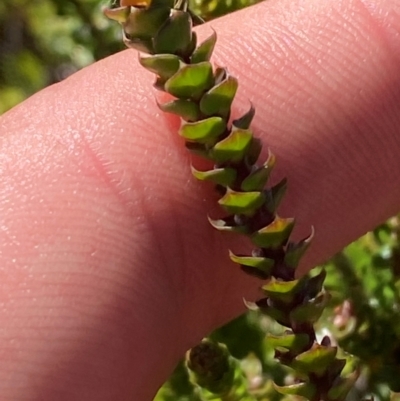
<box><xmin>153</xmin><ymin>9</ymin><xmax>192</xmax><ymax>55</ymax></box>
<box><xmin>191</xmin><ymin>31</ymin><xmax>217</xmax><ymax>64</ymax></box>
<box><xmin>291</xmin><ymin>344</ymin><xmax>338</xmax><ymax>376</ymax></box>
<box><xmin>200</xmin><ymin>74</ymin><xmax>238</xmax><ymax>118</ymax></box>
<box><xmin>211</xmin><ymin>129</ymin><xmax>253</xmax><ymax>163</ymax></box>
<box><xmin>262</xmin><ymin>278</ymin><xmax>302</xmax><ymax>304</ymax></box>
<box><xmin>304</xmin><ymin>268</ymin><xmax>326</xmax><ymax>299</ymax></box>
<box><xmin>218</xmin><ymin>189</ymin><xmax>265</xmax><ymax>215</ymax></box>
<box><xmin>208</xmin><ymin>216</ymin><xmax>248</xmax><ymax>234</ymax></box>
<box><xmin>285</xmin><ymin>227</ymin><xmax>315</xmax><ymax>268</ymax></box>
<box><xmin>290</xmin><ymin>291</ymin><xmax>330</xmax><ymax>324</ymax></box>
<box><xmin>124</xmin><ymin>7</ymin><xmax>171</xmax><ymax>38</ymax></box>
<box><xmin>158</xmin><ymin>99</ymin><xmax>201</xmax><ymax>121</ymax></box>
<box><xmin>241</xmin><ymin>151</ymin><xmax>276</xmax><ymax>191</ymax></box>
<box><xmin>139</xmin><ymin>54</ymin><xmax>180</xmax><ymax>81</ymax></box>
<box><xmin>191</xmin><ymin>166</ymin><xmax>236</xmax><ymax>187</ymax></box>
<box><xmin>229</xmin><ymin>251</ymin><xmax>274</xmax><ymax>278</ymax></box>
<box><xmin>251</xmin><ymin>217</ymin><xmax>295</xmax><ymax>248</ymax></box>
<box><xmin>179</xmin><ymin>117</ymin><xmax>225</xmax><ymax>143</ymax></box>
<box><xmin>165</xmin><ymin>62</ymin><xmax>214</xmax><ymax>99</ymax></box>
<box><xmin>232</xmin><ymin>104</ymin><xmax>255</xmax><ymax>129</ymax></box>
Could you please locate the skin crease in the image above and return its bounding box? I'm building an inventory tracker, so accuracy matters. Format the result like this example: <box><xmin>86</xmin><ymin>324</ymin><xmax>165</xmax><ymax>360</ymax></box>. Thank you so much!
<box><xmin>0</xmin><ymin>0</ymin><xmax>400</xmax><ymax>399</ymax></box>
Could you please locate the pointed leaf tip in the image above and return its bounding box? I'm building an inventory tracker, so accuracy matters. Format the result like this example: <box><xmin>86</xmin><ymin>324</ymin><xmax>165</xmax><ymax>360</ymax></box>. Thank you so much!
<box><xmin>284</xmin><ymin>226</ymin><xmax>315</xmax><ymax>268</ymax></box>
<box><xmin>229</xmin><ymin>250</ymin><xmax>274</xmax><ymax>279</ymax></box>
<box><xmin>191</xmin><ymin>30</ymin><xmax>217</xmax><ymax>64</ymax></box>
<box><xmin>241</xmin><ymin>151</ymin><xmax>276</xmax><ymax>191</ymax></box>
<box><xmin>207</xmin><ymin>216</ymin><xmax>248</xmax><ymax>234</ymax></box>
<box><xmin>191</xmin><ymin>166</ymin><xmax>236</xmax><ymax>187</ymax></box>
<box><xmin>233</xmin><ymin>103</ymin><xmax>255</xmax><ymax>130</ymax></box>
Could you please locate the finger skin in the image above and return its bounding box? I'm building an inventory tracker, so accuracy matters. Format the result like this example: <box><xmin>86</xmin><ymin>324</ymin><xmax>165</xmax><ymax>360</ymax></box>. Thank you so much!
<box><xmin>0</xmin><ymin>0</ymin><xmax>400</xmax><ymax>399</ymax></box>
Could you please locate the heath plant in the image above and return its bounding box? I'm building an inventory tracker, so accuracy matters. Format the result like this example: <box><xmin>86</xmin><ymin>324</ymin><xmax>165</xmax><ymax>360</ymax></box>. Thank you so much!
<box><xmin>104</xmin><ymin>1</ymin><xmax>360</xmax><ymax>400</ymax></box>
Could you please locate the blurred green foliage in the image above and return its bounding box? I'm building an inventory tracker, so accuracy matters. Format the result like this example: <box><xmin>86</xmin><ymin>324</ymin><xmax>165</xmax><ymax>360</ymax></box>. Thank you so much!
<box><xmin>0</xmin><ymin>0</ymin><xmax>263</xmax><ymax>114</ymax></box>
<box><xmin>1</xmin><ymin>1</ymin><xmax>399</xmax><ymax>400</ymax></box>
<box><xmin>0</xmin><ymin>0</ymin><xmax>123</xmax><ymax>113</ymax></box>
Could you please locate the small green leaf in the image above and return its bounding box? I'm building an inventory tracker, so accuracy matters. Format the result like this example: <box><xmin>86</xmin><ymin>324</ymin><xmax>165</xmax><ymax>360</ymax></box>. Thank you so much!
<box><xmin>274</xmin><ymin>382</ymin><xmax>316</xmax><ymax>399</ymax></box>
<box><xmin>291</xmin><ymin>344</ymin><xmax>338</xmax><ymax>376</ymax></box>
<box><xmin>191</xmin><ymin>31</ymin><xmax>217</xmax><ymax>64</ymax></box>
<box><xmin>211</xmin><ymin>129</ymin><xmax>253</xmax><ymax>163</ymax></box>
<box><xmin>251</xmin><ymin>217</ymin><xmax>295</xmax><ymax>248</ymax></box>
<box><xmin>191</xmin><ymin>166</ymin><xmax>236</xmax><ymax>187</ymax></box>
<box><xmin>208</xmin><ymin>216</ymin><xmax>248</xmax><ymax>234</ymax></box>
<box><xmin>158</xmin><ymin>99</ymin><xmax>201</xmax><ymax>121</ymax></box>
<box><xmin>199</xmin><ymin>74</ymin><xmax>238</xmax><ymax>118</ymax></box>
<box><xmin>218</xmin><ymin>189</ymin><xmax>265</xmax><ymax>215</ymax></box>
<box><xmin>165</xmin><ymin>62</ymin><xmax>214</xmax><ymax>99</ymax></box>
<box><xmin>284</xmin><ymin>227</ymin><xmax>315</xmax><ymax>268</ymax></box>
<box><xmin>153</xmin><ymin>9</ymin><xmax>192</xmax><ymax>55</ymax></box>
<box><xmin>179</xmin><ymin>117</ymin><xmax>226</xmax><ymax>143</ymax></box>
<box><xmin>229</xmin><ymin>251</ymin><xmax>274</xmax><ymax>279</ymax></box>
<box><xmin>188</xmin><ymin>8</ymin><xmax>205</xmax><ymax>26</ymax></box>
<box><xmin>262</xmin><ymin>278</ymin><xmax>302</xmax><ymax>304</ymax></box>
<box><xmin>139</xmin><ymin>54</ymin><xmax>180</xmax><ymax>81</ymax></box>
<box><xmin>265</xmin><ymin>178</ymin><xmax>287</xmax><ymax>213</ymax></box>
<box><xmin>290</xmin><ymin>291</ymin><xmax>330</xmax><ymax>324</ymax></box>
<box><xmin>232</xmin><ymin>104</ymin><xmax>255</xmax><ymax>130</ymax></box>
<box><xmin>304</xmin><ymin>268</ymin><xmax>326</xmax><ymax>299</ymax></box>
<box><xmin>241</xmin><ymin>151</ymin><xmax>276</xmax><ymax>191</ymax></box>
<box><xmin>124</xmin><ymin>7</ymin><xmax>171</xmax><ymax>38</ymax></box>
<box><xmin>267</xmin><ymin>333</ymin><xmax>310</xmax><ymax>354</ymax></box>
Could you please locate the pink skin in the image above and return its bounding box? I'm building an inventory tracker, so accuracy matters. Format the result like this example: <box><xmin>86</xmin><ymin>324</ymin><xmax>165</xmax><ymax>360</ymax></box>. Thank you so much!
<box><xmin>0</xmin><ymin>0</ymin><xmax>400</xmax><ymax>399</ymax></box>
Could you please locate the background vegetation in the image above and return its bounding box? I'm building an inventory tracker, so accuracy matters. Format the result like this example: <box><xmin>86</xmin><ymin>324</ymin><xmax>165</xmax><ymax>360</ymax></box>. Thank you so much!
<box><xmin>1</xmin><ymin>1</ymin><xmax>399</xmax><ymax>400</ymax></box>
